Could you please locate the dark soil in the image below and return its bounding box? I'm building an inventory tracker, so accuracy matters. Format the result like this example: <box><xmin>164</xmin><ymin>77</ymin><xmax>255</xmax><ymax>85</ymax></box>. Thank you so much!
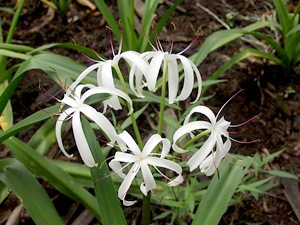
<box><xmin>1</xmin><ymin>0</ymin><xmax>299</xmax><ymax>224</ymax></box>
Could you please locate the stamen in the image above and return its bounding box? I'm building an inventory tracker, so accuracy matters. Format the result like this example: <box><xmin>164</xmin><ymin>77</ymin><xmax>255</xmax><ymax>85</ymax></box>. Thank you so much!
<box><xmin>106</xmin><ymin>26</ymin><xmax>116</xmax><ymax>57</ymax></box>
<box><xmin>83</xmin><ymin>35</ymin><xmax>106</xmax><ymax>61</ymax></box>
<box><xmin>50</xmin><ymin>67</ymin><xmax>66</xmax><ymax>90</ymax></box>
<box><xmin>72</xmin><ymin>39</ymin><xmax>100</xmax><ymax>63</ymax></box>
<box><xmin>39</xmin><ymin>81</ymin><xmax>60</xmax><ymax>102</ymax></box>
<box><xmin>169</xmin><ymin>22</ymin><xmax>176</xmax><ymax>54</ymax></box>
<box><xmin>96</xmin><ymin>162</ymin><xmax>131</xmax><ymax>183</ymax></box>
<box><xmin>229</xmin><ymin>137</ymin><xmax>260</xmax><ymax>144</ymax></box>
<box><xmin>230</xmin><ymin>114</ymin><xmax>261</xmax><ymax>128</ymax></box>
<box><xmin>118</xmin><ymin>20</ymin><xmax>123</xmax><ymax>55</ymax></box>
<box><xmin>141</xmin><ymin>23</ymin><xmax>157</xmax><ymax>51</ymax></box>
<box><xmin>177</xmin><ymin>26</ymin><xmax>202</xmax><ymax>55</ymax></box>
<box><xmin>216</xmin><ymin>89</ymin><xmax>244</xmax><ymax>119</ymax></box>
<box><xmin>36</xmin><ymin>104</ymin><xmax>60</xmax><ymax>117</ymax></box>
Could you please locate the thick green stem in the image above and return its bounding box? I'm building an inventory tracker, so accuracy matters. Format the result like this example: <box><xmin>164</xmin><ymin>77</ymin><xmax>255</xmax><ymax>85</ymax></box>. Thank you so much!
<box><xmin>114</xmin><ymin>65</ymin><xmax>144</xmax><ymax>149</ymax></box>
<box><xmin>182</xmin><ymin>129</ymin><xmax>211</xmax><ymax>150</ymax></box>
<box><xmin>157</xmin><ymin>60</ymin><xmax>168</xmax><ymax>136</ymax></box>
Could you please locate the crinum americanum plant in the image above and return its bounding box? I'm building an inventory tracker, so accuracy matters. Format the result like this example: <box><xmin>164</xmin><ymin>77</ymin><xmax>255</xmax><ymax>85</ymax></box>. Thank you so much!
<box><xmin>54</xmin><ymin>25</ymin><xmax>257</xmax><ymax>205</ymax></box>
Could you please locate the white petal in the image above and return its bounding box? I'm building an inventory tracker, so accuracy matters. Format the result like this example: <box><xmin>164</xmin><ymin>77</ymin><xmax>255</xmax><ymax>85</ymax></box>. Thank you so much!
<box><xmin>172</xmin><ymin>121</ymin><xmax>211</xmax><ymax>153</ymax></box>
<box><xmin>147</xmin><ymin>51</ymin><xmax>165</xmax><ymax>91</ymax></box>
<box><xmin>72</xmin><ymin>111</ymin><xmax>97</xmax><ymax>167</ymax></box>
<box><xmin>121</xmin><ymin>51</ymin><xmax>149</xmax><ymax>77</ymax></box>
<box><xmin>175</xmin><ymin>55</ymin><xmax>194</xmax><ymax>101</ymax></box>
<box><xmin>74</xmin><ymin>84</ymin><xmax>95</xmax><ymax>100</ymax></box>
<box><xmin>184</xmin><ymin>106</ymin><xmax>217</xmax><ymax>125</ymax></box>
<box><xmin>146</xmin><ymin>157</ymin><xmax>182</xmax><ymax>175</ymax></box>
<box><xmin>66</xmin><ymin>63</ymin><xmax>102</xmax><ymax>96</ymax></box>
<box><xmin>167</xmin><ymin>59</ymin><xmax>179</xmax><ymax>104</ymax></box>
<box><xmin>100</xmin><ymin>61</ymin><xmax>122</xmax><ymax>110</ymax></box>
<box><xmin>118</xmin><ymin>131</ymin><xmax>141</xmax><ymax>156</ymax></box>
<box><xmin>114</xmin><ymin>152</ymin><xmax>138</xmax><ymax>163</ymax></box>
<box><xmin>109</xmin><ymin>159</ymin><xmax>127</xmax><ymax>179</ymax></box>
<box><xmin>140</xmin><ymin>162</ymin><xmax>156</xmax><ymax>194</ymax></box>
<box><xmin>55</xmin><ymin>108</ymin><xmax>76</xmax><ymax>158</ymax></box>
<box><xmin>186</xmin><ymin>134</ymin><xmax>215</xmax><ymax>172</ymax></box>
<box><xmin>142</xmin><ymin>134</ymin><xmax>170</xmax><ymax>157</ymax></box>
<box><xmin>60</xmin><ymin>95</ymin><xmax>78</xmax><ymax>108</ymax></box>
<box><xmin>80</xmin><ymin>104</ymin><xmax>118</xmax><ymax>143</ymax></box>
<box><xmin>167</xmin><ymin>175</ymin><xmax>184</xmax><ymax>187</ymax></box>
<box><xmin>118</xmin><ymin>162</ymin><xmax>140</xmax><ymax>204</ymax></box>
<box><xmin>189</xmin><ymin>60</ymin><xmax>202</xmax><ymax>104</ymax></box>
<box><xmin>129</xmin><ymin>64</ymin><xmax>145</xmax><ymax>98</ymax></box>
<box><xmin>81</xmin><ymin>87</ymin><xmax>133</xmax><ymax>114</ymax></box>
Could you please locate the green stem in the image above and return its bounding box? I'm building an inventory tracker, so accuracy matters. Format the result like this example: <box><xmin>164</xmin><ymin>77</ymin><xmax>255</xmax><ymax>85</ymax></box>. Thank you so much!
<box><xmin>157</xmin><ymin>60</ymin><xmax>168</xmax><ymax>136</ymax></box>
<box><xmin>114</xmin><ymin>65</ymin><xmax>144</xmax><ymax>149</ymax></box>
<box><xmin>182</xmin><ymin>129</ymin><xmax>211</xmax><ymax>150</ymax></box>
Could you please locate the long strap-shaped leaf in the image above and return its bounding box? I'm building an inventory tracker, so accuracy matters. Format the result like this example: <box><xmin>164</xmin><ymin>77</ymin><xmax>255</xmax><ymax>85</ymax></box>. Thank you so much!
<box><xmin>0</xmin><ymin>158</ymin><xmax>64</xmax><ymax>225</ymax></box>
<box><xmin>81</xmin><ymin>116</ymin><xmax>127</xmax><ymax>225</ymax></box>
<box><xmin>192</xmin><ymin>157</ymin><xmax>252</xmax><ymax>225</ymax></box>
<box><xmin>2</xmin><ymin>134</ymin><xmax>102</xmax><ymax>221</ymax></box>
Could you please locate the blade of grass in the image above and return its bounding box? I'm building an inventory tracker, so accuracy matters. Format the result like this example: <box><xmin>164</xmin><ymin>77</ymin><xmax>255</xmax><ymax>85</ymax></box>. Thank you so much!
<box><xmin>0</xmin><ymin>158</ymin><xmax>64</xmax><ymax>225</ymax></box>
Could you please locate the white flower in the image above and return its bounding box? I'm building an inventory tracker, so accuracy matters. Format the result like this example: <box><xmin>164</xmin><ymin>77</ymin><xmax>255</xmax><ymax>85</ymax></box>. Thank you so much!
<box><xmin>67</xmin><ymin>38</ymin><xmax>148</xmax><ymax>112</ymax></box>
<box><xmin>133</xmin><ymin>35</ymin><xmax>202</xmax><ymax>104</ymax></box>
<box><xmin>172</xmin><ymin>105</ymin><xmax>231</xmax><ymax>175</ymax></box>
<box><xmin>56</xmin><ymin>84</ymin><xmax>133</xmax><ymax>167</ymax></box>
<box><xmin>109</xmin><ymin>131</ymin><xmax>183</xmax><ymax>206</ymax></box>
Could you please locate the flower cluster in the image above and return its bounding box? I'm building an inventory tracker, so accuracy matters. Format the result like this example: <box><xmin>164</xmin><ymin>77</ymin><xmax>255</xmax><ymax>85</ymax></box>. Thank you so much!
<box><xmin>54</xmin><ymin>29</ymin><xmax>255</xmax><ymax>205</ymax></box>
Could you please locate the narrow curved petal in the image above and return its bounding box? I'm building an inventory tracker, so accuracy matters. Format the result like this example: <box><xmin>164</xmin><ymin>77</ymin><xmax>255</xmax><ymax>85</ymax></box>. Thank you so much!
<box><xmin>101</xmin><ymin>61</ymin><xmax>122</xmax><ymax>110</ymax></box>
<box><xmin>72</xmin><ymin>111</ymin><xmax>97</xmax><ymax>167</ymax></box>
<box><xmin>186</xmin><ymin>134</ymin><xmax>215</xmax><ymax>172</ymax></box>
<box><xmin>109</xmin><ymin>159</ymin><xmax>127</xmax><ymax>179</ymax></box>
<box><xmin>55</xmin><ymin>108</ymin><xmax>76</xmax><ymax>158</ymax></box>
<box><xmin>118</xmin><ymin>131</ymin><xmax>141</xmax><ymax>156</ymax></box>
<box><xmin>74</xmin><ymin>84</ymin><xmax>95</xmax><ymax>100</ymax></box>
<box><xmin>114</xmin><ymin>152</ymin><xmax>138</xmax><ymax>163</ymax></box>
<box><xmin>200</xmin><ymin>139</ymin><xmax>231</xmax><ymax>176</ymax></box>
<box><xmin>121</xmin><ymin>51</ymin><xmax>149</xmax><ymax>77</ymax></box>
<box><xmin>66</xmin><ymin>63</ymin><xmax>102</xmax><ymax>96</ymax></box>
<box><xmin>80</xmin><ymin>104</ymin><xmax>118</xmax><ymax>143</ymax></box>
<box><xmin>175</xmin><ymin>55</ymin><xmax>194</xmax><ymax>101</ymax></box>
<box><xmin>172</xmin><ymin>121</ymin><xmax>211</xmax><ymax>153</ymax></box>
<box><xmin>146</xmin><ymin>157</ymin><xmax>182</xmax><ymax>175</ymax></box>
<box><xmin>143</xmin><ymin>134</ymin><xmax>170</xmax><ymax>157</ymax></box>
<box><xmin>81</xmin><ymin>86</ymin><xmax>133</xmax><ymax>114</ymax></box>
<box><xmin>167</xmin><ymin>175</ymin><xmax>184</xmax><ymax>187</ymax></box>
<box><xmin>167</xmin><ymin>58</ymin><xmax>179</xmax><ymax>104</ymax></box>
<box><xmin>189</xmin><ymin>60</ymin><xmax>202</xmax><ymax>104</ymax></box>
<box><xmin>184</xmin><ymin>106</ymin><xmax>217</xmax><ymax>125</ymax></box>
<box><xmin>129</xmin><ymin>64</ymin><xmax>145</xmax><ymax>98</ymax></box>
<box><xmin>118</xmin><ymin>162</ymin><xmax>140</xmax><ymax>205</ymax></box>
<box><xmin>60</xmin><ymin>95</ymin><xmax>78</xmax><ymax>108</ymax></box>
<box><xmin>147</xmin><ymin>51</ymin><xmax>165</xmax><ymax>91</ymax></box>
<box><xmin>140</xmin><ymin>162</ymin><xmax>156</xmax><ymax>195</ymax></box>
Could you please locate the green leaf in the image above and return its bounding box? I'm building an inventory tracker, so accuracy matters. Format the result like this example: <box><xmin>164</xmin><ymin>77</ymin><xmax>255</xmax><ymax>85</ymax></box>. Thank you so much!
<box><xmin>0</xmin><ymin>105</ymin><xmax>60</xmax><ymax>143</ymax></box>
<box><xmin>285</xmin><ymin>24</ymin><xmax>300</xmax><ymax>37</ymax></box>
<box><xmin>153</xmin><ymin>211</ymin><xmax>171</xmax><ymax>220</ymax></box>
<box><xmin>28</xmin><ymin>119</ymin><xmax>58</xmax><ymax>155</ymax></box>
<box><xmin>262</xmin><ymin>170</ymin><xmax>298</xmax><ymax>180</ymax></box>
<box><xmin>192</xmin><ymin>157</ymin><xmax>252</xmax><ymax>225</ymax></box>
<box><xmin>0</xmin><ymin>158</ymin><xmax>64</xmax><ymax>225</ymax></box>
<box><xmin>190</xmin><ymin>21</ymin><xmax>273</xmax><ymax>67</ymax></box>
<box><xmin>0</xmin><ymin>181</ymin><xmax>9</xmax><ymax>204</ymax></box>
<box><xmin>2</xmin><ymin>134</ymin><xmax>102</xmax><ymax>221</ymax></box>
<box><xmin>93</xmin><ymin>0</ymin><xmax>120</xmax><ymax>42</ymax></box>
<box><xmin>81</xmin><ymin>117</ymin><xmax>127</xmax><ymax>225</ymax></box>
<box><xmin>273</xmin><ymin>0</ymin><xmax>289</xmax><ymax>35</ymax></box>
<box><xmin>261</xmin><ymin>149</ymin><xmax>285</xmax><ymax>166</ymax></box>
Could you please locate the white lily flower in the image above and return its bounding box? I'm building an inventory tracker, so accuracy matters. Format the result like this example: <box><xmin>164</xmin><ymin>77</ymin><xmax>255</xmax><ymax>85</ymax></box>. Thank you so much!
<box><xmin>67</xmin><ymin>34</ymin><xmax>148</xmax><ymax>112</ymax></box>
<box><xmin>109</xmin><ymin>131</ymin><xmax>183</xmax><ymax>206</ymax></box>
<box><xmin>172</xmin><ymin>105</ymin><xmax>231</xmax><ymax>174</ymax></box>
<box><xmin>135</xmin><ymin>30</ymin><xmax>202</xmax><ymax>104</ymax></box>
<box><xmin>56</xmin><ymin>84</ymin><xmax>133</xmax><ymax>167</ymax></box>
